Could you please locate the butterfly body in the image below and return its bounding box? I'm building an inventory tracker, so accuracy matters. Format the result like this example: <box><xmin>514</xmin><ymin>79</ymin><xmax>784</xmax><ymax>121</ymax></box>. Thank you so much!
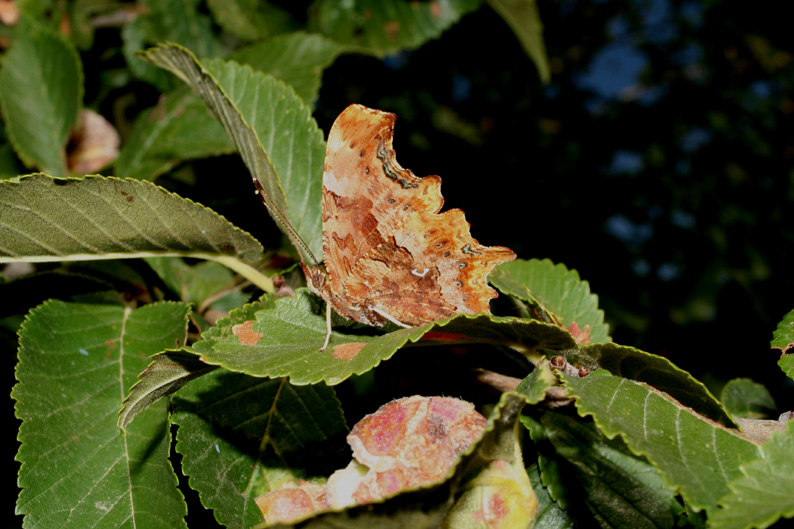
<box><xmin>304</xmin><ymin>104</ymin><xmax>515</xmax><ymax>334</ymax></box>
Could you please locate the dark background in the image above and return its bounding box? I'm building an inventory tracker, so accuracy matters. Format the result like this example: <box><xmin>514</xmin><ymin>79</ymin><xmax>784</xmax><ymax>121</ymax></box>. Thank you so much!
<box><xmin>305</xmin><ymin>0</ymin><xmax>794</xmax><ymax>403</ymax></box>
<box><xmin>5</xmin><ymin>0</ymin><xmax>794</xmax><ymax>525</ymax></box>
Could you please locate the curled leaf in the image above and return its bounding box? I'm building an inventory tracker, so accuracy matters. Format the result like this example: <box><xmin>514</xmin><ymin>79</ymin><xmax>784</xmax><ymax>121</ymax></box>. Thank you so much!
<box><xmin>337</xmin><ymin>396</ymin><xmax>488</xmax><ymax>506</ymax></box>
<box><xmin>67</xmin><ymin>109</ymin><xmax>120</xmax><ymax>174</ymax></box>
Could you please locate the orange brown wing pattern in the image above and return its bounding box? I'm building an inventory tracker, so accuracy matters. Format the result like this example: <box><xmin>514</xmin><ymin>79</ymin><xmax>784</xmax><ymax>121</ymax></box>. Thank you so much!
<box><xmin>316</xmin><ymin>104</ymin><xmax>515</xmax><ymax>327</ymax></box>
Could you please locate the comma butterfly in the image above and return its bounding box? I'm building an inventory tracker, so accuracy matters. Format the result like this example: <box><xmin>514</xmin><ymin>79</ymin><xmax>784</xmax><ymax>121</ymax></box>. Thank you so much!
<box><xmin>256</xmin><ymin>104</ymin><xmax>515</xmax><ymax>349</ymax></box>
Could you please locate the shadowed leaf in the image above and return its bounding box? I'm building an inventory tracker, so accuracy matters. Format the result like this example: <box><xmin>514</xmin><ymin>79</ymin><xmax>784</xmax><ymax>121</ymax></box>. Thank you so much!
<box><xmin>309</xmin><ymin>0</ymin><xmax>479</xmax><ymax>57</ymax></box>
<box><xmin>0</xmin><ymin>22</ymin><xmax>82</xmax><ymax>177</ymax></box>
<box><xmin>119</xmin><ymin>350</ymin><xmax>217</xmax><ymax>429</ymax></box>
<box><xmin>172</xmin><ymin>371</ymin><xmax>348</xmax><ymax>529</ymax></box>
<box><xmin>487</xmin><ymin>0</ymin><xmax>550</xmax><ymax>83</ymax></box>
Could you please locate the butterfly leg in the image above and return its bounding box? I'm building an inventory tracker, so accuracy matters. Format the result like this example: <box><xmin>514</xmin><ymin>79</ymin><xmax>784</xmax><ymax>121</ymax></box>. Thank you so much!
<box><xmin>320</xmin><ymin>303</ymin><xmax>333</xmax><ymax>351</ymax></box>
<box><xmin>370</xmin><ymin>306</ymin><xmax>412</xmax><ymax>329</ymax></box>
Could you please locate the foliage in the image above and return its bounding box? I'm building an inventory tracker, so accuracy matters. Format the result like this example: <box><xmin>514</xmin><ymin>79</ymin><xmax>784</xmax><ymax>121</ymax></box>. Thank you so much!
<box><xmin>1</xmin><ymin>2</ymin><xmax>792</xmax><ymax>529</ymax></box>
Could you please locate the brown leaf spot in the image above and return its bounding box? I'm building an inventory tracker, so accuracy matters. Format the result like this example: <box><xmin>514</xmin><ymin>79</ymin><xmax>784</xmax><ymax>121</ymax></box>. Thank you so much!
<box><xmin>429</xmin><ymin>1</ymin><xmax>443</xmax><ymax>18</ymax></box>
<box><xmin>232</xmin><ymin>320</ymin><xmax>263</xmax><ymax>346</ymax></box>
<box><xmin>383</xmin><ymin>20</ymin><xmax>400</xmax><ymax>40</ymax></box>
<box><xmin>331</xmin><ymin>341</ymin><xmax>367</xmax><ymax>360</ymax></box>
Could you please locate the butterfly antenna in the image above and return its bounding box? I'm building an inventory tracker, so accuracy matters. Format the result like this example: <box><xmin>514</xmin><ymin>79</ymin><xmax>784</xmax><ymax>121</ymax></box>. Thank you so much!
<box><xmin>251</xmin><ymin>177</ymin><xmax>321</xmax><ymax>268</ymax></box>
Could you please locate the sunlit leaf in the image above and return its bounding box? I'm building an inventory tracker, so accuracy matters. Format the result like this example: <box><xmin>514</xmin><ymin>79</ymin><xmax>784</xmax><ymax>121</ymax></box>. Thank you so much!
<box><xmin>566</xmin><ymin>342</ymin><xmax>736</xmax><ymax>427</ymax></box>
<box><xmin>710</xmin><ymin>419</ymin><xmax>794</xmax><ymax>529</ymax></box>
<box><xmin>721</xmin><ymin>378</ymin><xmax>776</xmax><ymax>419</ymax></box>
<box><xmin>190</xmin><ymin>289</ymin><xmax>575</xmax><ymax>385</ymax></box>
<box><xmin>492</xmin><ymin>258</ymin><xmax>610</xmax><ymax>343</ymax></box>
<box><xmin>0</xmin><ymin>174</ymin><xmax>272</xmax><ymax>291</ymax></box>
<box><xmin>779</xmin><ymin>355</ymin><xmax>794</xmax><ymax>381</ymax></box>
<box><xmin>771</xmin><ymin>308</ymin><xmax>794</xmax><ymax>354</ymax></box>
<box><xmin>14</xmin><ymin>300</ymin><xmax>191</xmax><ymax>528</ymax></box>
<box><xmin>563</xmin><ymin>373</ymin><xmax>761</xmax><ymax>513</ymax></box>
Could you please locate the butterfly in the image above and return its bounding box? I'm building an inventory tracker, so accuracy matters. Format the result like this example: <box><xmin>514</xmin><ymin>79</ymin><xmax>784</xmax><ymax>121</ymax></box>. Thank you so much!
<box><xmin>255</xmin><ymin>104</ymin><xmax>515</xmax><ymax>350</ymax></box>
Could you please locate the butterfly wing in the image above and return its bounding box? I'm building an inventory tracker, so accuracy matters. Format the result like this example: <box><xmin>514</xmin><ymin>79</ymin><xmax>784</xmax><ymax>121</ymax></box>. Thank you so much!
<box><xmin>321</xmin><ymin>104</ymin><xmax>515</xmax><ymax>327</ymax></box>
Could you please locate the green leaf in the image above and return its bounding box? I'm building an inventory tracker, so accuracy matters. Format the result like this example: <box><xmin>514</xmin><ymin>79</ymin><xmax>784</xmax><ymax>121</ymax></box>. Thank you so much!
<box><xmin>122</xmin><ymin>17</ymin><xmax>177</xmax><ymax>92</ymax></box>
<box><xmin>144</xmin><ymin>256</ymin><xmax>247</xmax><ymax>308</ymax></box>
<box><xmin>190</xmin><ymin>289</ymin><xmax>575</xmax><ymax>385</ymax></box>
<box><xmin>721</xmin><ymin>378</ymin><xmax>777</xmax><ymax>420</ymax></box>
<box><xmin>0</xmin><ymin>174</ymin><xmax>273</xmax><ymax>291</ymax></box>
<box><xmin>539</xmin><ymin>411</ymin><xmax>689</xmax><ymax>528</ymax></box>
<box><xmin>0</xmin><ymin>143</ymin><xmax>24</xmax><ymax>180</ymax></box>
<box><xmin>710</xmin><ymin>419</ymin><xmax>794</xmax><ymax>529</ymax></box>
<box><xmin>522</xmin><ymin>415</ymin><xmax>575</xmax><ymax>511</ymax></box>
<box><xmin>172</xmin><ymin>370</ymin><xmax>348</xmax><ymax>529</ymax></box>
<box><xmin>566</xmin><ymin>342</ymin><xmax>736</xmax><ymax>427</ymax></box>
<box><xmin>771</xmin><ymin>308</ymin><xmax>794</xmax><ymax>353</ymax></box>
<box><xmin>207</xmin><ymin>0</ymin><xmax>297</xmax><ymax>41</ymax></box>
<box><xmin>442</xmin><ymin>391</ymin><xmax>538</xmax><ymax>528</ymax></box>
<box><xmin>0</xmin><ymin>21</ymin><xmax>82</xmax><ymax>177</ymax></box>
<box><xmin>118</xmin><ymin>33</ymin><xmax>344</xmax><ymax>181</ymax></box>
<box><xmin>115</xmin><ymin>87</ymin><xmax>233</xmax><ymax>181</ymax></box>
<box><xmin>528</xmin><ymin>464</ymin><xmax>577</xmax><ymax>529</ymax></box>
<box><xmin>121</xmin><ymin>0</ymin><xmax>225</xmax><ymax>90</ymax></box>
<box><xmin>486</xmin><ymin>0</ymin><xmax>550</xmax><ymax>83</ymax></box>
<box><xmin>119</xmin><ymin>349</ymin><xmax>217</xmax><ymax>429</ymax></box>
<box><xmin>14</xmin><ymin>300</ymin><xmax>191</xmax><ymax>528</ymax></box>
<box><xmin>779</xmin><ymin>355</ymin><xmax>794</xmax><ymax>381</ymax></box>
<box><xmin>309</xmin><ymin>0</ymin><xmax>480</xmax><ymax>56</ymax></box>
<box><xmin>231</xmin><ymin>32</ymin><xmax>348</xmax><ymax>106</ymax></box>
<box><xmin>141</xmin><ymin>44</ymin><xmax>325</xmax><ymax>263</ymax></box>
<box><xmin>492</xmin><ymin>258</ymin><xmax>610</xmax><ymax>343</ymax></box>
<box><xmin>516</xmin><ymin>357</ymin><xmax>557</xmax><ymax>405</ymax></box>
<box><xmin>562</xmin><ymin>373</ymin><xmax>761</xmax><ymax>514</ymax></box>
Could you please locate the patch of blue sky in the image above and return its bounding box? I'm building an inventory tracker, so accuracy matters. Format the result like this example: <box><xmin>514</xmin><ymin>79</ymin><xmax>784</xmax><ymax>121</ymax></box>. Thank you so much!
<box><xmin>577</xmin><ymin>44</ymin><xmax>648</xmax><ymax>99</ymax></box>
<box><xmin>607</xmin><ymin>149</ymin><xmax>645</xmax><ymax>176</ymax></box>
<box><xmin>670</xmin><ymin>210</ymin><xmax>696</xmax><ymax>229</ymax></box>
<box><xmin>656</xmin><ymin>262</ymin><xmax>681</xmax><ymax>281</ymax></box>
<box><xmin>605</xmin><ymin>214</ymin><xmax>654</xmax><ymax>245</ymax></box>
<box><xmin>680</xmin><ymin>127</ymin><xmax>711</xmax><ymax>152</ymax></box>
